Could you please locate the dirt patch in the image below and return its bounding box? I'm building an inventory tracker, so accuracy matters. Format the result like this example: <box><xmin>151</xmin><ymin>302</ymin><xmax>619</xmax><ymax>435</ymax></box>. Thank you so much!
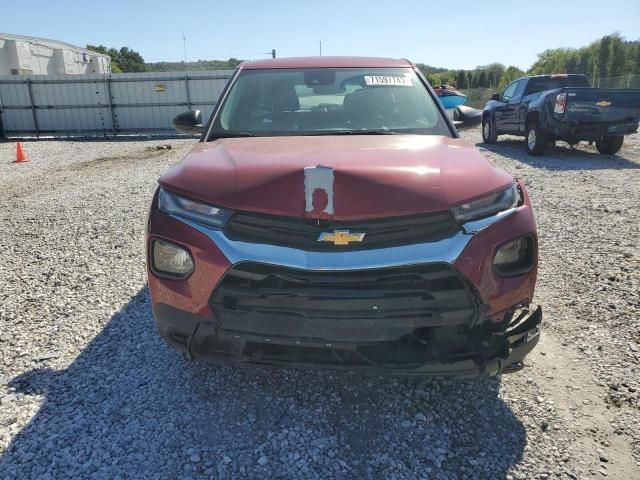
<box><xmin>69</xmin><ymin>145</ymin><xmax>175</xmax><ymax>171</ymax></box>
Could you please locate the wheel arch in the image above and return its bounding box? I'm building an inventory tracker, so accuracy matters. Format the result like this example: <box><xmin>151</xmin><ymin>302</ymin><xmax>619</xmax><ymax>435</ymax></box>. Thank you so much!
<box><xmin>525</xmin><ymin>111</ymin><xmax>540</xmax><ymax>129</ymax></box>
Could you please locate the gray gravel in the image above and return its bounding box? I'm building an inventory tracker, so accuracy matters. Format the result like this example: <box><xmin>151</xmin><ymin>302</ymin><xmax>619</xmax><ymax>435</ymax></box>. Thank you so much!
<box><xmin>0</xmin><ymin>132</ymin><xmax>639</xmax><ymax>479</ymax></box>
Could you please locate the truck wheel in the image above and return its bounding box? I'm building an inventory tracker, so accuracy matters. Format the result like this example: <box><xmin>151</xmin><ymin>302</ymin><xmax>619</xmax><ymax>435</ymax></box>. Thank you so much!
<box><xmin>595</xmin><ymin>136</ymin><xmax>624</xmax><ymax>155</ymax></box>
<box><xmin>482</xmin><ymin>117</ymin><xmax>498</xmax><ymax>143</ymax></box>
<box><xmin>525</xmin><ymin>122</ymin><xmax>550</xmax><ymax>156</ymax></box>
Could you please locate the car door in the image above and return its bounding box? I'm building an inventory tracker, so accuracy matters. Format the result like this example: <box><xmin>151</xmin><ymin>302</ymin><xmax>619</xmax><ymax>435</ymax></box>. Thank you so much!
<box><xmin>494</xmin><ymin>81</ymin><xmax>518</xmax><ymax>132</ymax></box>
<box><xmin>501</xmin><ymin>80</ymin><xmax>526</xmax><ymax>133</ymax></box>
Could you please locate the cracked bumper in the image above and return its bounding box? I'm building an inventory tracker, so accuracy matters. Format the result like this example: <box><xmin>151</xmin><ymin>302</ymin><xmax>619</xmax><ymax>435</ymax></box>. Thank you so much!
<box><xmin>153</xmin><ymin>303</ymin><xmax>542</xmax><ymax>376</ymax></box>
<box><xmin>147</xmin><ymin>182</ymin><xmax>540</xmax><ymax>376</ymax></box>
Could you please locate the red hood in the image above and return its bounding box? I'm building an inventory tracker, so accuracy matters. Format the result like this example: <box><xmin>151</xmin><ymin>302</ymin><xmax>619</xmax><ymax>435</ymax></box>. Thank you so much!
<box><xmin>159</xmin><ymin>135</ymin><xmax>513</xmax><ymax>220</ymax></box>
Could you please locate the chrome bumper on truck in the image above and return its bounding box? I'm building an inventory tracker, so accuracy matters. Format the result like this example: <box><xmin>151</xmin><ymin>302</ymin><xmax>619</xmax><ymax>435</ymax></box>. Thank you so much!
<box><xmin>152</xmin><ymin>209</ymin><xmax>542</xmax><ymax>377</ymax></box>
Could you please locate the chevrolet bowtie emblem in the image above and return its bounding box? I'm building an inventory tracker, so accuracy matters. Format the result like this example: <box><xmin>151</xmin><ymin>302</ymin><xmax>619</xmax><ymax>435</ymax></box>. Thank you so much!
<box><xmin>317</xmin><ymin>230</ymin><xmax>365</xmax><ymax>246</ymax></box>
<box><xmin>596</xmin><ymin>100</ymin><xmax>612</xmax><ymax>107</ymax></box>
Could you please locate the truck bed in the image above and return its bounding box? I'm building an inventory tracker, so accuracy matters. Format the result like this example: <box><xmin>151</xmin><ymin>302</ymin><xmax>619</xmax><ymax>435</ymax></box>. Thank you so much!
<box><xmin>554</xmin><ymin>87</ymin><xmax>640</xmax><ymax>123</ymax></box>
<box><xmin>547</xmin><ymin>87</ymin><xmax>640</xmax><ymax>140</ymax></box>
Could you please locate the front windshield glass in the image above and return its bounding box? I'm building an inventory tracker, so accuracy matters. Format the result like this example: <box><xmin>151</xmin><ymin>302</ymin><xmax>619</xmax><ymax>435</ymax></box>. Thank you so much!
<box><xmin>209</xmin><ymin>68</ymin><xmax>451</xmax><ymax>139</ymax></box>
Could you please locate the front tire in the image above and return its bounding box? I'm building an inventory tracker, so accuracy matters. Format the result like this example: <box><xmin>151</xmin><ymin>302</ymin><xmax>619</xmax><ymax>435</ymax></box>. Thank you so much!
<box><xmin>482</xmin><ymin>117</ymin><xmax>498</xmax><ymax>144</ymax></box>
<box><xmin>525</xmin><ymin>122</ymin><xmax>550</xmax><ymax>156</ymax></box>
<box><xmin>596</xmin><ymin>136</ymin><xmax>624</xmax><ymax>155</ymax></box>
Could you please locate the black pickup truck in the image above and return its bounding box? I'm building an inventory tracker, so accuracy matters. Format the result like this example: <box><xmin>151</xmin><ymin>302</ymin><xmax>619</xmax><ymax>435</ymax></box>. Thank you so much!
<box><xmin>482</xmin><ymin>74</ymin><xmax>640</xmax><ymax>155</ymax></box>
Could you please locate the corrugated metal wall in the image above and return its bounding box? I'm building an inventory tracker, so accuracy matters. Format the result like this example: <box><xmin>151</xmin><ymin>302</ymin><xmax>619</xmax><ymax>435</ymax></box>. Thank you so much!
<box><xmin>0</xmin><ymin>70</ymin><xmax>233</xmax><ymax>138</ymax></box>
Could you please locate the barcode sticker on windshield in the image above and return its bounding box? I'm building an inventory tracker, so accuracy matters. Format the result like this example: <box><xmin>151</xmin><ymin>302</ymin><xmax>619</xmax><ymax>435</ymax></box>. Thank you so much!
<box><xmin>364</xmin><ymin>75</ymin><xmax>412</xmax><ymax>86</ymax></box>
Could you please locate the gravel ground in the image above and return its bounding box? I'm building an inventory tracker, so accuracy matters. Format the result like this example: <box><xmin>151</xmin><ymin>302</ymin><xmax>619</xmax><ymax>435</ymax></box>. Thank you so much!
<box><xmin>0</xmin><ymin>131</ymin><xmax>638</xmax><ymax>479</ymax></box>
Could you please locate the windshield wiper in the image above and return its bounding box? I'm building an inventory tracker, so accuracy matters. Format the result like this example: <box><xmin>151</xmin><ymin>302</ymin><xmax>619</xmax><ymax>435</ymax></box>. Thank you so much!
<box><xmin>312</xmin><ymin>129</ymin><xmax>399</xmax><ymax>136</ymax></box>
<box><xmin>212</xmin><ymin>132</ymin><xmax>258</xmax><ymax>139</ymax></box>
<box><xmin>212</xmin><ymin>130</ymin><xmax>403</xmax><ymax>139</ymax></box>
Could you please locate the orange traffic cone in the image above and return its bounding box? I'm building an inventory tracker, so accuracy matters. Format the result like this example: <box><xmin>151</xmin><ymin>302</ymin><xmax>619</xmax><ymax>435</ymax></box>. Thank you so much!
<box><xmin>15</xmin><ymin>142</ymin><xmax>28</xmax><ymax>163</ymax></box>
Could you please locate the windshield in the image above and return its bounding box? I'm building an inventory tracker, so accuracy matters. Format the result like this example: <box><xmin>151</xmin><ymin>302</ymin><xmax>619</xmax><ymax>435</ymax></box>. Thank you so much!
<box><xmin>208</xmin><ymin>68</ymin><xmax>451</xmax><ymax>139</ymax></box>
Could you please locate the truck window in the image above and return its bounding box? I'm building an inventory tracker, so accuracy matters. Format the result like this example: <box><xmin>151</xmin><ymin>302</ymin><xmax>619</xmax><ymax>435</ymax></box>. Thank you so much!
<box><xmin>501</xmin><ymin>82</ymin><xmax>518</xmax><ymax>101</ymax></box>
<box><xmin>524</xmin><ymin>75</ymin><xmax>591</xmax><ymax>95</ymax></box>
<box><xmin>513</xmin><ymin>79</ymin><xmax>526</xmax><ymax>98</ymax></box>
<box><xmin>211</xmin><ymin>67</ymin><xmax>451</xmax><ymax>138</ymax></box>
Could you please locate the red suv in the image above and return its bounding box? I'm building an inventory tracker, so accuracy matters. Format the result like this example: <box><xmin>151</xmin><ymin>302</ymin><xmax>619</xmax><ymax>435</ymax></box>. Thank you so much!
<box><xmin>146</xmin><ymin>57</ymin><xmax>541</xmax><ymax>376</ymax></box>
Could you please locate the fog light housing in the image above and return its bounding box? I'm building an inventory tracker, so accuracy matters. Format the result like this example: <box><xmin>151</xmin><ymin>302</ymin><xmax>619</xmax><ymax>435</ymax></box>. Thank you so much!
<box><xmin>152</xmin><ymin>239</ymin><xmax>194</xmax><ymax>278</ymax></box>
<box><xmin>493</xmin><ymin>235</ymin><xmax>535</xmax><ymax>276</ymax></box>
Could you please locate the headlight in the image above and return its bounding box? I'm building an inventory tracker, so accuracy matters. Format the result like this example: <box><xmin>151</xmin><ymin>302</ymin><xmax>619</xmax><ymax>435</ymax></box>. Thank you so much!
<box><xmin>493</xmin><ymin>235</ymin><xmax>535</xmax><ymax>276</ymax></box>
<box><xmin>451</xmin><ymin>183</ymin><xmax>519</xmax><ymax>222</ymax></box>
<box><xmin>158</xmin><ymin>188</ymin><xmax>233</xmax><ymax>228</ymax></box>
<box><xmin>152</xmin><ymin>239</ymin><xmax>194</xmax><ymax>278</ymax></box>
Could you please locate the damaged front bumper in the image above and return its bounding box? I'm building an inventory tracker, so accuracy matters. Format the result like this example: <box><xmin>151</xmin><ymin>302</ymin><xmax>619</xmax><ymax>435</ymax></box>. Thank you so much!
<box><xmin>148</xmin><ymin>183</ymin><xmax>541</xmax><ymax>377</ymax></box>
<box><xmin>154</xmin><ymin>303</ymin><xmax>542</xmax><ymax>377</ymax></box>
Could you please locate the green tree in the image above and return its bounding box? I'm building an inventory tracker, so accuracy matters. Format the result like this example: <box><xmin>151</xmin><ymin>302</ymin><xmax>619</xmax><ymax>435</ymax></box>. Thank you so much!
<box><xmin>597</xmin><ymin>35</ymin><xmax>612</xmax><ymax>79</ymax></box>
<box><xmin>530</xmin><ymin>49</ymin><xmax>568</xmax><ymax>74</ymax></box>
<box><xmin>482</xmin><ymin>63</ymin><xmax>506</xmax><ymax>89</ymax></box>
<box><xmin>116</xmin><ymin>47</ymin><xmax>146</xmax><ymax>72</ymax></box>
<box><xmin>415</xmin><ymin>64</ymin><xmax>448</xmax><ymax>78</ymax></box>
<box><xmin>476</xmin><ymin>70</ymin><xmax>488</xmax><ymax>88</ymax></box>
<box><xmin>146</xmin><ymin>57</ymin><xmax>246</xmax><ymax>72</ymax></box>
<box><xmin>455</xmin><ymin>70</ymin><xmax>468</xmax><ymax>89</ymax></box>
<box><xmin>577</xmin><ymin>49</ymin><xmax>592</xmax><ymax>76</ymax></box>
<box><xmin>497</xmin><ymin>66</ymin><xmax>525</xmax><ymax>90</ymax></box>
<box><xmin>565</xmin><ymin>52</ymin><xmax>579</xmax><ymax>74</ymax></box>
<box><xmin>427</xmin><ymin>73</ymin><xmax>442</xmax><ymax>86</ymax></box>
<box><xmin>608</xmin><ymin>35</ymin><xmax>626</xmax><ymax>86</ymax></box>
<box><xmin>86</xmin><ymin>44</ymin><xmax>146</xmax><ymax>72</ymax></box>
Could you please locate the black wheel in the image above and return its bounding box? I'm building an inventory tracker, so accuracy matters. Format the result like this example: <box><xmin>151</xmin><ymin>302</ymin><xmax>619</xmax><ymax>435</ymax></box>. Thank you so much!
<box><xmin>525</xmin><ymin>122</ymin><xmax>550</xmax><ymax>156</ymax></box>
<box><xmin>482</xmin><ymin>117</ymin><xmax>498</xmax><ymax>144</ymax></box>
<box><xmin>595</xmin><ymin>136</ymin><xmax>624</xmax><ymax>155</ymax></box>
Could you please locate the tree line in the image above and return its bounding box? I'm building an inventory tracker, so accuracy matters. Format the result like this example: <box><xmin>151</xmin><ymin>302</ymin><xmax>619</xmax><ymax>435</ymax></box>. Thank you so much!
<box><xmin>416</xmin><ymin>33</ymin><xmax>640</xmax><ymax>90</ymax></box>
<box><xmin>88</xmin><ymin>33</ymin><xmax>640</xmax><ymax>90</ymax></box>
<box><xmin>416</xmin><ymin>63</ymin><xmax>526</xmax><ymax>91</ymax></box>
<box><xmin>146</xmin><ymin>58</ymin><xmax>244</xmax><ymax>72</ymax></box>
<box><xmin>527</xmin><ymin>33</ymin><xmax>640</xmax><ymax>87</ymax></box>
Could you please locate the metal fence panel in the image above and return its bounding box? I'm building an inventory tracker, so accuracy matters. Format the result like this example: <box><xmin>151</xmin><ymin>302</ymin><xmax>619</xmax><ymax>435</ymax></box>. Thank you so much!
<box><xmin>0</xmin><ymin>70</ymin><xmax>232</xmax><ymax>138</ymax></box>
<box><xmin>35</xmin><ymin>107</ymin><xmax>112</xmax><ymax>134</ymax></box>
<box><xmin>0</xmin><ymin>82</ymin><xmax>32</xmax><ymax>107</ymax></box>
<box><xmin>1</xmin><ymin>109</ymin><xmax>34</xmax><ymax>133</ymax></box>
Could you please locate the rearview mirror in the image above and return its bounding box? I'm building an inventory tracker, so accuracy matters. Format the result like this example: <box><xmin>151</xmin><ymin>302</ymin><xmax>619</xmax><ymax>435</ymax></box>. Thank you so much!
<box><xmin>491</xmin><ymin>93</ymin><xmax>501</xmax><ymax>101</ymax></box>
<box><xmin>172</xmin><ymin>109</ymin><xmax>203</xmax><ymax>135</ymax></box>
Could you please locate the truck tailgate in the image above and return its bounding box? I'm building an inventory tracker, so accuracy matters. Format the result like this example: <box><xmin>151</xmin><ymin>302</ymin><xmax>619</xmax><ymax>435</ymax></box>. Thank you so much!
<box><xmin>561</xmin><ymin>88</ymin><xmax>640</xmax><ymax>124</ymax></box>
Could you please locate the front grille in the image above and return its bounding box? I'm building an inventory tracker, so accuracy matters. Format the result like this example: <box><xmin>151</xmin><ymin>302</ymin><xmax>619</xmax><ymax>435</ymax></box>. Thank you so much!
<box><xmin>210</xmin><ymin>262</ymin><xmax>478</xmax><ymax>345</ymax></box>
<box><xmin>224</xmin><ymin>211</ymin><xmax>460</xmax><ymax>251</ymax></box>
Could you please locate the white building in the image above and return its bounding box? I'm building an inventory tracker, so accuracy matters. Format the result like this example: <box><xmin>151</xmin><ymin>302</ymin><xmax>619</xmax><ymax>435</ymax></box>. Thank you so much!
<box><xmin>0</xmin><ymin>33</ymin><xmax>111</xmax><ymax>75</ymax></box>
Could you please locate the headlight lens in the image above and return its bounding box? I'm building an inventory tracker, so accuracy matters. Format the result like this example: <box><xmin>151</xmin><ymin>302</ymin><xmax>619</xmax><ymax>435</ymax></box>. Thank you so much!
<box><xmin>152</xmin><ymin>239</ymin><xmax>194</xmax><ymax>277</ymax></box>
<box><xmin>451</xmin><ymin>184</ymin><xmax>519</xmax><ymax>222</ymax></box>
<box><xmin>493</xmin><ymin>235</ymin><xmax>535</xmax><ymax>276</ymax></box>
<box><xmin>494</xmin><ymin>238</ymin><xmax>525</xmax><ymax>265</ymax></box>
<box><xmin>158</xmin><ymin>188</ymin><xmax>233</xmax><ymax>228</ymax></box>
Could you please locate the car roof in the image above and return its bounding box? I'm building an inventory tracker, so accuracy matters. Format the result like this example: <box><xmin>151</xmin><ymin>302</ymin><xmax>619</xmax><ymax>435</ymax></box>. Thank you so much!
<box><xmin>241</xmin><ymin>56</ymin><xmax>413</xmax><ymax>70</ymax></box>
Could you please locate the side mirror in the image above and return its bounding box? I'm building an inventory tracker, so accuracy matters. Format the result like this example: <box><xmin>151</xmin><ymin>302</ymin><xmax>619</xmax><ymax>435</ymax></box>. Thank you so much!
<box><xmin>172</xmin><ymin>109</ymin><xmax>204</xmax><ymax>135</ymax></box>
<box><xmin>491</xmin><ymin>93</ymin><xmax>501</xmax><ymax>101</ymax></box>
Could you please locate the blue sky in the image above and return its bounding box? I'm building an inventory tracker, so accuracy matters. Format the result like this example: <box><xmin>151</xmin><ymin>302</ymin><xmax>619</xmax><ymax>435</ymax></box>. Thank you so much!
<box><xmin>2</xmin><ymin>0</ymin><xmax>639</xmax><ymax>70</ymax></box>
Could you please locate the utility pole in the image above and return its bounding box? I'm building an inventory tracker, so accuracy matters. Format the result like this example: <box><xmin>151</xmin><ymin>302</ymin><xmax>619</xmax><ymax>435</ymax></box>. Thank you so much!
<box><xmin>319</xmin><ymin>40</ymin><xmax>322</xmax><ymax>56</ymax></box>
<box><xmin>182</xmin><ymin>31</ymin><xmax>187</xmax><ymax>63</ymax></box>
<box><xmin>271</xmin><ymin>49</ymin><xmax>276</xmax><ymax>59</ymax></box>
